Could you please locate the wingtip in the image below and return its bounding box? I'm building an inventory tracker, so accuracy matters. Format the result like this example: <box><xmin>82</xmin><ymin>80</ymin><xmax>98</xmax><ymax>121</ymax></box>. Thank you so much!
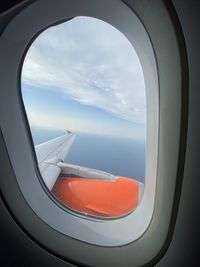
<box><xmin>66</xmin><ymin>129</ymin><xmax>72</xmax><ymax>134</ymax></box>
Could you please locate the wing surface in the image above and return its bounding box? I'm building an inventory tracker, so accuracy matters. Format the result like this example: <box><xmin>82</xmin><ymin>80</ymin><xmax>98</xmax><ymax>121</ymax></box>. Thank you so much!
<box><xmin>35</xmin><ymin>132</ymin><xmax>76</xmax><ymax>190</ymax></box>
<box><xmin>34</xmin><ymin>131</ymin><xmax>144</xmax><ymax>217</ymax></box>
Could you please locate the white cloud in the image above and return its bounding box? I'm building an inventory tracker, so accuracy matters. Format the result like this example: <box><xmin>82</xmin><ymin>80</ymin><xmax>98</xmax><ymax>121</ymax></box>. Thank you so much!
<box><xmin>22</xmin><ymin>16</ymin><xmax>146</xmax><ymax>124</ymax></box>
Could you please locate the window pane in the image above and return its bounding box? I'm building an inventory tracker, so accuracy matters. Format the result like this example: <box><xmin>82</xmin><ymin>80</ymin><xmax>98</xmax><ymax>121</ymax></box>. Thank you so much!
<box><xmin>21</xmin><ymin>16</ymin><xmax>146</xmax><ymax>218</ymax></box>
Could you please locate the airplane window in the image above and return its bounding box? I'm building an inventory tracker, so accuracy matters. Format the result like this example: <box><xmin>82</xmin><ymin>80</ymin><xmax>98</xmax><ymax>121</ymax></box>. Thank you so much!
<box><xmin>21</xmin><ymin>16</ymin><xmax>146</xmax><ymax>219</ymax></box>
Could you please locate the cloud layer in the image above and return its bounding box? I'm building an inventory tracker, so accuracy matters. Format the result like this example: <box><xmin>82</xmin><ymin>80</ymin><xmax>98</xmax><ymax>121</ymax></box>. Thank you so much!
<box><xmin>22</xmin><ymin>16</ymin><xmax>146</xmax><ymax>124</ymax></box>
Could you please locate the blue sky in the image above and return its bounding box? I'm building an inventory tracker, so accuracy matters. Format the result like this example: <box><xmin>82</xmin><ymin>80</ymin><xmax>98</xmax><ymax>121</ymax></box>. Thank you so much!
<box><xmin>21</xmin><ymin>16</ymin><xmax>146</xmax><ymax>139</ymax></box>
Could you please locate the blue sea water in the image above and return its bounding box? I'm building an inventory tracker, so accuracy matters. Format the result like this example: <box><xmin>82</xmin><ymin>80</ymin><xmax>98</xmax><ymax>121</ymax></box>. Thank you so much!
<box><xmin>31</xmin><ymin>126</ymin><xmax>145</xmax><ymax>183</ymax></box>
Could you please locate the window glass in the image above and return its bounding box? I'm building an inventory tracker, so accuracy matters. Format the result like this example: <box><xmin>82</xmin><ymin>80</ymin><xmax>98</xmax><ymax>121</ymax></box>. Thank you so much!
<box><xmin>21</xmin><ymin>16</ymin><xmax>146</xmax><ymax>218</ymax></box>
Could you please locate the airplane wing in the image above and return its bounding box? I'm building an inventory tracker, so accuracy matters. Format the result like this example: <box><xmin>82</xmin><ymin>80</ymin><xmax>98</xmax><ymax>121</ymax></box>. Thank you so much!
<box><xmin>35</xmin><ymin>131</ymin><xmax>117</xmax><ymax>190</ymax></box>
<box><xmin>35</xmin><ymin>132</ymin><xmax>76</xmax><ymax>190</ymax></box>
<box><xmin>35</xmin><ymin>132</ymin><xmax>144</xmax><ymax>218</ymax></box>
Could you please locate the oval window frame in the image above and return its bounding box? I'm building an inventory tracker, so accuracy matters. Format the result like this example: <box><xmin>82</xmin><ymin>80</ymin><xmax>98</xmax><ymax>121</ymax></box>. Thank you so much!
<box><xmin>0</xmin><ymin>0</ymin><xmax>188</xmax><ymax>266</ymax></box>
<box><xmin>0</xmin><ymin>0</ymin><xmax>158</xmax><ymax>246</ymax></box>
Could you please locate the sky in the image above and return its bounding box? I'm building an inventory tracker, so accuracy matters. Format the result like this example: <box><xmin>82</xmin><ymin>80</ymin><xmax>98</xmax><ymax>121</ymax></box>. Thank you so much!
<box><xmin>21</xmin><ymin>16</ymin><xmax>146</xmax><ymax>140</ymax></box>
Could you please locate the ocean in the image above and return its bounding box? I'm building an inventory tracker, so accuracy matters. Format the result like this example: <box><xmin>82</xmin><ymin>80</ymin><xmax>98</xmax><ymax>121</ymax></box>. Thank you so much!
<box><xmin>31</xmin><ymin>126</ymin><xmax>145</xmax><ymax>183</ymax></box>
